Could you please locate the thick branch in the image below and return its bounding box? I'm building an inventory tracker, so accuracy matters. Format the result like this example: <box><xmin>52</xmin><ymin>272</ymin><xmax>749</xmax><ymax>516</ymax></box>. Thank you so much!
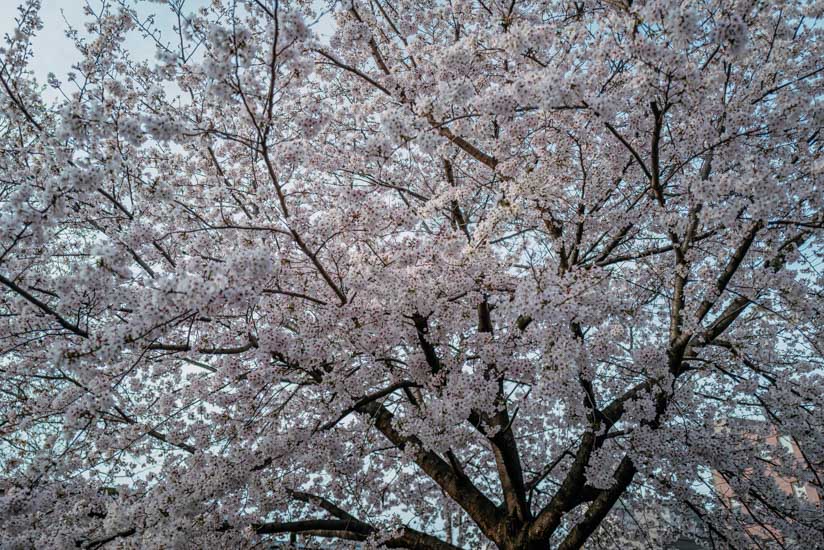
<box><xmin>694</xmin><ymin>221</ymin><xmax>762</xmax><ymax>323</ymax></box>
<box><xmin>358</xmin><ymin>401</ymin><xmax>504</xmax><ymax>542</ymax></box>
<box><xmin>0</xmin><ymin>273</ymin><xmax>89</xmax><ymax>337</ymax></box>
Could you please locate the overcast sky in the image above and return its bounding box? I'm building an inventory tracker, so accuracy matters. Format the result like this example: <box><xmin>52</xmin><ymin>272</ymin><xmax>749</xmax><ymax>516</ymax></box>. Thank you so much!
<box><xmin>2</xmin><ymin>0</ymin><xmax>334</xmax><ymax>93</ymax></box>
<box><xmin>2</xmin><ymin>1</ymin><xmax>87</xmax><ymax>83</ymax></box>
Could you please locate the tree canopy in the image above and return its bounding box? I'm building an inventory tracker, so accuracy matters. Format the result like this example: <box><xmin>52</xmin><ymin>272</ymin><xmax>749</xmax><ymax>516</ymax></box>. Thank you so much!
<box><xmin>0</xmin><ymin>0</ymin><xmax>822</xmax><ymax>548</ymax></box>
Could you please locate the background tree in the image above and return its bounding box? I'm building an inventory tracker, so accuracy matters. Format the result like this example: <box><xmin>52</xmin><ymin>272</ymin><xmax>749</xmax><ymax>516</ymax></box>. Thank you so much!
<box><xmin>0</xmin><ymin>0</ymin><xmax>822</xmax><ymax>548</ymax></box>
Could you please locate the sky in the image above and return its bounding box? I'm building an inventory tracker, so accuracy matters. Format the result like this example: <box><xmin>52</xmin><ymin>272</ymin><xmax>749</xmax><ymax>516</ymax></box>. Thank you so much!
<box><xmin>1</xmin><ymin>0</ymin><xmax>334</xmax><ymax>92</ymax></box>
<box><xmin>1</xmin><ymin>0</ymin><xmax>193</xmax><ymax>93</ymax></box>
<box><xmin>2</xmin><ymin>1</ymin><xmax>87</xmax><ymax>83</ymax></box>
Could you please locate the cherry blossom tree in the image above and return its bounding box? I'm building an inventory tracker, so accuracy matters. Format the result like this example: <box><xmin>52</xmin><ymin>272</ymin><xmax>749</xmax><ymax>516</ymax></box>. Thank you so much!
<box><xmin>1</xmin><ymin>0</ymin><xmax>822</xmax><ymax>548</ymax></box>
